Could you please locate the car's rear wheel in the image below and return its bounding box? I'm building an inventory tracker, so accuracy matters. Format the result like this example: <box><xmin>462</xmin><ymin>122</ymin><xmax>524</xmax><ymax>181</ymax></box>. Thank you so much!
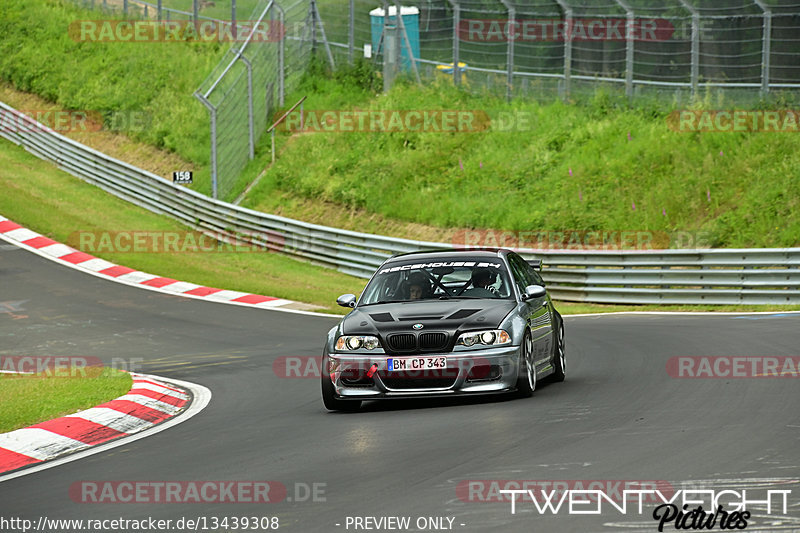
<box><xmin>516</xmin><ymin>331</ymin><xmax>536</xmax><ymax>397</ymax></box>
<box><xmin>321</xmin><ymin>356</ymin><xmax>362</xmax><ymax>412</ymax></box>
<box><xmin>551</xmin><ymin>321</ymin><xmax>566</xmax><ymax>382</ymax></box>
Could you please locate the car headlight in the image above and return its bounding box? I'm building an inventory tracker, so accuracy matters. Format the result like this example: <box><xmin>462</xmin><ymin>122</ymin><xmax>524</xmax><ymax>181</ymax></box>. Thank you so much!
<box><xmin>335</xmin><ymin>335</ymin><xmax>382</xmax><ymax>351</ymax></box>
<box><xmin>456</xmin><ymin>329</ymin><xmax>511</xmax><ymax>347</ymax></box>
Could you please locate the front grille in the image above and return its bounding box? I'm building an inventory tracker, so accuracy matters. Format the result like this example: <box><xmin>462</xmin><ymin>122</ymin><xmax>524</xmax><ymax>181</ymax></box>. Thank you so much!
<box><xmin>419</xmin><ymin>332</ymin><xmax>448</xmax><ymax>350</ymax></box>
<box><xmin>387</xmin><ymin>333</ymin><xmax>416</xmax><ymax>351</ymax></box>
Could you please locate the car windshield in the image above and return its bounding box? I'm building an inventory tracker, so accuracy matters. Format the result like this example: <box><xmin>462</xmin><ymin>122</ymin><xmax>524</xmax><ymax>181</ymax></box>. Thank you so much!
<box><xmin>359</xmin><ymin>257</ymin><xmax>514</xmax><ymax>305</ymax></box>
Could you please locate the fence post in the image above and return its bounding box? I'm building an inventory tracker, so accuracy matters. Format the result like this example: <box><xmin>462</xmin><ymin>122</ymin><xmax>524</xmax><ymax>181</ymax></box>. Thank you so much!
<box><xmin>238</xmin><ymin>53</ymin><xmax>255</xmax><ymax>160</ymax></box>
<box><xmin>499</xmin><ymin>0</ymin><xmax>514</xmax><ymax>101</ymax></box>
<box><xmin>279</xmin><ymin>6</ymin><xmax>285</xmax><ymax>106</ymax></box>
<box><xmin>232</xmin><ymin>0</ymin><xmax>237</xmax><ymax>41</ymax></box>
<box><xmin>754</xmin><ymin>0</ymin><xmax>772</xmax><ymax>95</ymax></box>
<box><xmin>195</xmin><ymin>92</ymin><xmax>218</xmax><ymax>199</ymax></box>
<box><xmin>310</xmin><ymin>0</ymin><xmax>336</xmax><ymax>69</ymax></box>
<box><xmin>383</xmin><ymin>2</ymin><xmax>398</xmax><ymax>93</ymax></box>
<box><xmin>553</xmin><ymin>0</ymin><xmax>572</xmax><ymax>99</ymax></box>
<box><xmin>349</xmin><ymin>0</ymin><xmax>355</xmax><ymax>64</ymax></box>
<box><xmin>394</xmin><ymin>0</ymin><xmax>421</xmax><ymax>83</ymax></box>
<box><xmin>614</xmin><ymin>0</ymin><xmax>635</xmax><ymax>99</ymax></box>
<box><xmin>446</xmin><ymin>0</ymin><xmax>461</xmax><ymax>86</ymax></box>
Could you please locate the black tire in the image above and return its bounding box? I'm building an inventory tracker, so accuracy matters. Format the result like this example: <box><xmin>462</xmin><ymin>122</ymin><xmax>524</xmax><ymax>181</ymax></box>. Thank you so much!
<box><xmin>321</xmin><ymin>356</ymin><xmax>362</xmax><ymax>411</ymax></box>
<box><xmin>516</xmin><ymin>331</ymin><xmax>536</xmax><ymax>398</ymax></box>
<box><xmin>551</xmin><ymin>321</ymin><xmax>566</xmax><ymax>382</ymax></box>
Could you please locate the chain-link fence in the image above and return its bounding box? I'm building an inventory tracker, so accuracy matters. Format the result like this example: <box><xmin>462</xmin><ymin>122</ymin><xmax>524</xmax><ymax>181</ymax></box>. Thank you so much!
<box><xmin>194</xmin><ymin>0</ymin><xmax>330</xmax><ymax>200</ymax></box>
<box><xmin>319</xmin><ymin>0</ymin><xmax>800</xmax><ymax>102</ymax></box>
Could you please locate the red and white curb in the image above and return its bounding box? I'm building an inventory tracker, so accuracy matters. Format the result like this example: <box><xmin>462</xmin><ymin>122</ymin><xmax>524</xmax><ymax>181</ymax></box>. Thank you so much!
<box><xmin>0</xmin><ymin>372</ymin><xmax>193</xmax><ymax>475</ymax></box>
<box><xmin>0</xmin><ymin>372</ymin><xmax>212</xmax><ymax>482</ymax></box>
<box><xmin>0</xmin><ymin>215</ymin><xmax>331</xmax><ymax>317</ymax></box>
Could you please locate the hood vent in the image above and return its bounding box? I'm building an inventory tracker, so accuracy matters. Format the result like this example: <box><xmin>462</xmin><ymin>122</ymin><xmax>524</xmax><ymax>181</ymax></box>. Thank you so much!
<box><xmin>446</xmin><ymin>309</ymin><xmax>480</xmax><ymax>320</ymax></box>
<box><xmin>398</xmin><ymin>316</ymin><xmax>443</xmax><ymax>321</ymax></box>
<box><xmin>369</xmin><ymin>312</ymin><xmax>395</xmax><ymax>323</ymax></box>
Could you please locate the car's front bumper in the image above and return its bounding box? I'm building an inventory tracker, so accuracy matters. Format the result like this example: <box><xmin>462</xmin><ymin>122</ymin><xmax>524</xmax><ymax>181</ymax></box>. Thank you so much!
<box><xmin>325</xmin><ymin>345</ymin><xmax>522</xmax><ymax>399</ymax></box>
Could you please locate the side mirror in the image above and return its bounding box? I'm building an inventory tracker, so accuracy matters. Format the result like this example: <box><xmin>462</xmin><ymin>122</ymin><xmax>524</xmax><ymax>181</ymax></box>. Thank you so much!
<box><xmin>336</xmin><ymin>294</ymin><xmax>357</xmax><ymax>308</ymax></box>
<box><xmin>521</xmin><ymin>285</ymin><xmax>546</xmax><ymax>301</ymax></box>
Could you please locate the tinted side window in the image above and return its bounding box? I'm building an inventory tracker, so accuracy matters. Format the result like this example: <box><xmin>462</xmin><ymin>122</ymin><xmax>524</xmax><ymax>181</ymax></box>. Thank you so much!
<box><xmin>507</xmin><ymin>254</ymin><xmax>533</xmax><ymax>293</ymax></box>
<box><xmin>527</xmin><ymin>264</ymin><xmax>544</xmax><ymax>286</ymax></box>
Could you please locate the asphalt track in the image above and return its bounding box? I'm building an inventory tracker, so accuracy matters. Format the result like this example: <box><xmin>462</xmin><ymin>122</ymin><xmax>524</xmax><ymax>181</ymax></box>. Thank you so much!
<box><xmin>1</xmin><ymin>243</ymin><xmax>799</xmax><ymax>533</ymax></box>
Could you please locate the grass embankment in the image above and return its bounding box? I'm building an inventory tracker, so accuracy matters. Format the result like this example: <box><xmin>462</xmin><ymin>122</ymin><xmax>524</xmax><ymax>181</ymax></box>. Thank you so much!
<box><xmin>0</xmin><ymin>368</ymin><xmax>132</xmax><ymax>433</ymax></box>
<box><xmin>247</xmin><ymin>62</ymin><xmax>800</xmax><ymax>248</ymax></box>
<box><xmin>0</xmin><ymin>0</ymin><xmax>221</xmax><ymax>191</ymax></box>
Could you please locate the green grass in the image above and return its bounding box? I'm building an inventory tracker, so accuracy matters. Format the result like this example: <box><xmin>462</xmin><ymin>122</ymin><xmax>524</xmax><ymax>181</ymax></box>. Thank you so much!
<box><xmin>0</xmin><ymin>0</ymin><xmax>224</xmax><ymax>190</ymax></box>
<box><xmin>0</xmin><ymin>368</ymin><xmax>132</xmax><ymax>433</ymax></box>
<box><xmin>245</xmin><ymin>62</ymin><xmax>800</xmax><ymax>248</ymax></box>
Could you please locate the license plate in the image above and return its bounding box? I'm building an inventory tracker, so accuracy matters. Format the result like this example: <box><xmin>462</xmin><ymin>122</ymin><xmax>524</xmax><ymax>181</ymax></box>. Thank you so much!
<box><xmin>387</xmin><ymin>357</ymin><xmax>446</xmax><ymax>371</ymax></box>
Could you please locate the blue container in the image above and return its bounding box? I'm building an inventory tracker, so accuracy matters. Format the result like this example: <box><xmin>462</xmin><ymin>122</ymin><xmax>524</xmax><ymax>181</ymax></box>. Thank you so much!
<box><xmin>369</xmin><ymin>6</ymin><xmax>420</xmax><ymax>72</ymax></box>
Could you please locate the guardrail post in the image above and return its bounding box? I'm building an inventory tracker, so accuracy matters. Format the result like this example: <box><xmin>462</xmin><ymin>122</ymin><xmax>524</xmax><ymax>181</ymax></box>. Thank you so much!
<box><xmin>193</xmin><ymin>0</ymin><xmax>198</xmax><ymax>24</ymax></box>
<box><xmin>499</xmin><ymin>0</ymin><xmax>515</xmax><ymax>102</ymax></box>
<box><xmin>123</xmin><ymin>0</ymin><xmax>128</xmax><ymax>16</ymax></box>
<box><xmin>157</xmin><ymin>0</ymin><xmax>162</xmax><ymax>21</ymax></box>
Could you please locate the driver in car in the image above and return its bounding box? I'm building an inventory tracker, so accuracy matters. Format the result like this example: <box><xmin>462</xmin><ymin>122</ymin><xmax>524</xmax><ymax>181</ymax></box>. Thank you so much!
<box><xmin>406</xmin><ymin>272</ymin><xmax>431</xmax><ymax>300</ymax></box>
<box><xmin>464</xmin><ymin>267</ymin><xmax>498</xmax><ymax>297</ymax></box>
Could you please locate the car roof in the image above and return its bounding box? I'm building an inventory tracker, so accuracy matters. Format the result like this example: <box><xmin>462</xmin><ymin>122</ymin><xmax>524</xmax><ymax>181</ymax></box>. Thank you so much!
<box><xmin>385</xmin><ymin>248</ymin><xmax>511</xmax><ymax>264</ymax></box>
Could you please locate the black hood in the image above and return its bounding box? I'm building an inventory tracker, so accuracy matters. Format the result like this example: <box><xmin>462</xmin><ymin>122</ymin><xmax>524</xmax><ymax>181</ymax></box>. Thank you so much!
<box><xmin>342</xmin><ymin>299</ymin><xmax>517</xmax><ymax>354</ymax></box>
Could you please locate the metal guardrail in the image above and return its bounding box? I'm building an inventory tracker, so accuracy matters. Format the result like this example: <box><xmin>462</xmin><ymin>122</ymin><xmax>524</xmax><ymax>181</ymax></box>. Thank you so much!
<box><xmin>2</xmin><ymin>100</ymin><xmax>799</xmax><ymax>305</ymax></box>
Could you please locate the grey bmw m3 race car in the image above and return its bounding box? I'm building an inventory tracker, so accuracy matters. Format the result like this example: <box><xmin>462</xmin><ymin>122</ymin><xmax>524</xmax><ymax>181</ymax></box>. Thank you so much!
<box><xmin>321</xmin><ymin>249</ymin><xmax>566</xmax><ymax>411</ymax></box>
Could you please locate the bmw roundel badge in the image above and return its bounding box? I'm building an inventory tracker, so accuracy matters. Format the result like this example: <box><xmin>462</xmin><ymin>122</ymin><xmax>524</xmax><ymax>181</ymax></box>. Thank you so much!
<box><xmin>413</xmin><ymin>323</ymin><xmax>424</xmax><ymax>330</ymax></box>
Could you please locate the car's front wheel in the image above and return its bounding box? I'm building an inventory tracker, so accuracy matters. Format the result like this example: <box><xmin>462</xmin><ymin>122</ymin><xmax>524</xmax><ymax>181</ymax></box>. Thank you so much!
<box><xmin>516</xmin><ymin>331</ymin><xmax>536</xmax><ymax>397</ymax></box>
<box><xmin>321</xmin><ymin>356</ymin><xmax>362</xmax><ymax>412</ymax></box>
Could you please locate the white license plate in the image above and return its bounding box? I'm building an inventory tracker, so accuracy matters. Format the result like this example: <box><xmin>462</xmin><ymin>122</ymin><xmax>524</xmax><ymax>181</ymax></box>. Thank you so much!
<box><xmin>387</xmin><ymin>357</ymin><xmax>446</xmax><ymax>372</ymax></box>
